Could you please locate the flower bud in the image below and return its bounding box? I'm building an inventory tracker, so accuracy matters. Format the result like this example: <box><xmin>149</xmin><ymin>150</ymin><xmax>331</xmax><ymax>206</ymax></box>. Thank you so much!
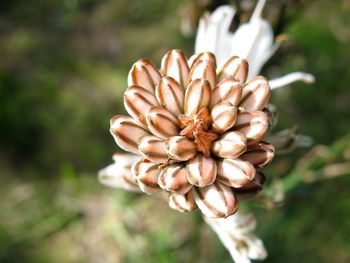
<box><xmin>110</xmin><ymin>115</ymin><xmax>149</xmax><ymax>154</ymax></box>
<box><xmin>235</xmin><ymin>172</ymin><xmax>266</xmax><ymax>200</ymax></box>
<box><xmin>167</xmin><ymin>136</ymin><xmax>197</xmax><ymax>161</ymax></box>
<box><xmin>124</xmin><ymin>85</ymin><xmax>159</xmax><ymax>124</ymax></box>
<box><xmin>168</xmin><ymin>191</ymin><xmax>197</xmax><ymax>212</ymax></box>
<box><xmin>138</xmin><ymin>135</ymin><xmax>168</xmax><ymax>164</ymax></box>
<box><xmin>212</xmin><ymin>131</ymin><xmax>247</xmax><ymax>159</ymax></box>
<box><xmin>240</xmin><ymin>142</ymin><xmax>275</xmax><ymax>169</ymax></box>
<box><xmin>217</xmin><ymin>56</ymin><xmax>248</xmax><ymax>84</ymax></box>
<box><xmin>132</xmin><ymin>159</ymin><xmax>161</xmax><ymax>194</ymax></box>
<box><xmin>128</xmin><ymin>59</ymin><xmax>161</xmax><ymax>93</ymax></box>
<box><xmin>239</xmin><ymin>76</ymin><xmax>270</xmax><ymax>111</ymax></box>
<box><xmin>158</xmin><ymin>164</ymin><xmax>192</xmax><ymax>194</ymax></box>
<box><xmin>188</xmin><ymin>52</ymin><xmax>217</xmax><ymax>68</ymax></box>
<box><xmin>161</xmin><ymin>49</ymin><xmax>189</xmax><ymax>88</ymax></box>
<box><xmin>211</xmin><ymin>101</ymin><xmax>237</xmax><ymax>134</ymax></box>
<box><xmin>193</xmin><ymin>182</ymin><xmax>238</xmax><ymax>218</ymax></box>
<box><xmin>186</xmin><ymin>154</ymin><xmax>217</xmax><ymax>187</ymax></box>
<box><xmin>155</xmin><ymin>77</ymin><xmax>184</xmax><ymax>115</ymax></box>
<box><xmin>217</xmin><ymin>158</ymin><xmax>255</xmax><ymax>188</ymax></box>
<box><xmin>184</xmin><ymin>79</ymin><xmax>211</xmax><ymax>116</ymax></box>
<box><xmin>146</xmin><ymin>106</ymin><xmax>179</xmax><ymax>139</ymax></box>
<box><xmin>211</xmin><ymin>79</ymin><xmax>242</xmax><ymax>108</ymax></box>
<box><xmin>188</xmin><ymin>59</ymin><xmax>216</xmax><ymax>90</ymax></box>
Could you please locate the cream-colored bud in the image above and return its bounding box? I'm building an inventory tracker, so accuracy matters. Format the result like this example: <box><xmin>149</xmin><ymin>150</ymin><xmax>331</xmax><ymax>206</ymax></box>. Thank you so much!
<box><xmin>127</xmin><ymin>59</ymin><xmax>161</xmax><ymax>93</ymax></box>
<box><xmin>240</xmin><ymin>142</ymin><xmax>275</xmax><ymax>169</ymax></box>
<box><xmin>146</xmin><ymin>106</ymin><xmax>179</xmax><ymax>139</ymax></box>
<box><xmin>168</xmin><ymin>191</ymin><xmax>197</xmax><ymax>212</ymax></box>
<box><xmin>211</xmin><ymin>79</ymin><xmax>242</xmax><ymax>108</ymax></box>
<box><xmin>212</xmin><ymin>131</ymin><xmax>247</xmax><ymax>159</ymax></box>
<box><xmin>211</xmin><ymin>101</ymin><xmax>237</xmax><ymax>134</ymax></box>
<box><xmin>188</xmin><ymin>59</ymin><xmax>216</xmax><ymax>90</ymax></box>
<box><xmin>155</xmin><ymin>77</ymin><xmax>184</xmax><ymax>115</ymax></box>
<box><xmin>239</xmin><ymin>76</ymin><xmax>270</xmax><ymax>111</ymax></box>
<box><xmin>158</xmin><ymin>164</ymin><xmax>192</xmax><ymax>194</ymax></box>
<box><xmin>132</xmin><ymin>159</ymin><xmax>161</xmax><ymax>194</ymax></box>
<box><xmin>110</xmin><ymin>115</ymin><xmax>149</xmax><ymax>154</ymax></box>
<box><xmin>235</xmin><ymin>172</ymin><xmax>266</xmax><ymax>200</ymax></box>
<box><xmin>217</xmin><ymin>56</ymin><xmax>248</xmax><ymax>84</ymax></box>
<box><xmin>217</xmin><ymin>158</ymin><xmax>255</xmax><ymax>188</ymax></box>
<box><xmin>193</xmin><ymin>182</ymin><xmax>238</xmax><ymax>218</ymax></box>
<box><xmin>188</xmin><ymin>52</ymin><xmax>217</xmax><ymax>68</ymax></box>
<box><xmin>138</xmin><ymin>135</ymin><xmax>168</xmax><ymax>164</ymax></box>
<box><xmin>161</xmin><ymin>49</ymin><xmax>189</xmax><ymax>88</ymax></box>
<box><xmin>184</xmin><ymin>79</ymin><xmax>211</xmax><ymax>116</ymax></box>
<box><xmin>186</xmin><ymin>154</ymin><xmax>216</xmax><ymax>187</ymax></box>
<box><xmin>167</xmin><ymin>136</ymin><xmax>197</xmax><ymax>161</ymax></box>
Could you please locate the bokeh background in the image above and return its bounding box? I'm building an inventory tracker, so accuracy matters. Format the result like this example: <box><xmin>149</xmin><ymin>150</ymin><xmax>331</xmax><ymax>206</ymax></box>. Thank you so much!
<box><xmin>1</xmin><ymin>0</ymin><xmax>350</xmax><ymax>262</ymax></box>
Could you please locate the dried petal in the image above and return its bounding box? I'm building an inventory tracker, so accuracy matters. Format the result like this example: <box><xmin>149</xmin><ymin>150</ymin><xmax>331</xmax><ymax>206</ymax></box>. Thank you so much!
<box><xmin>193</xmin><ymin>182</ymin><xmax>238</xmax><ymax>218</ymax></box>
<box><xmin>138</xmin><ymin>135</ymin><xmax>168</xmax><ymax>164</ymax></box>
<box><xmin>127</xmin><ymin>59</ymin><xmax>161</xmax><ymax>93</ymax></box>
<box><xmin>235</xmin><ymin>172</ymin><xmax>266</xmax><ymax>200</ymax></box>
<box><xmin>124</xmin><ymin>85</ymin><xmax>159</xmax><ymax>124</ymax></box>
<box><xmin>239</xmin><ymin>76</ymin><xmax>270</xmax><ymax>111</ymax></box>
<box><xmin>234</xmin><ymin>111</ymin><xmax>269</xmax><ymax>144</ymax></box>
<box><xmin>188</xmin><ymin>59</ymin><xmax>216</xmax><ymax>90</ymax></box>
<box><xmin>169</xmin><ymin>191</ymin><xmax>197</xmax><ymax>212</ymax></box>
<box><xmin>167</xmin><ymin>136</ymin><xmax>197</xmax><ymax>161</ymax></box>
<box><xmin>188</xmin><ymin>52</ymin><xmax>217</xmax><ymax>68</ymax></box>
<box><xmin>212</xmin><ymin>131</ymin><xmax>247</xmax><ymax>159</ymax></box>
<box><xmin>217</xmin><ymin>56</ymin><xmax>248</xmax><ymax>84</ymax></box>
<box><xmin>146</xmin><ymin>106</ymin><xmax>179</xmax><ymax>139</ymax></box>
<box><xmin>211</xmin><ymin>101</ymin><xmax>237</xmax><ymax>134</ymax></box>
<box><xmin>132</xmin><ymin>159</ymin><xmax>161</xmax><ymax>194</ymax></box>
<box><xmin>240</xmin><ymin>142</ymin><xmax>275</xmax><ymax>169</ymax></box>
<box><xmin>217</xmin><ymin>158</ymin><xmax>255</xmax><ymax>188</ymax></box>
<box><xmin>155</xmin><ymin>76</ymin><xmax>184</xmax><ymax>115</ymax></box>
<box><xmin>158</xmin><ymin>164</ymin><xmax>192</xmax><ymax>194</ymax></box>
<box><xmin>211</xmin><ymin>79</ymin><xmax>242</xmax><ymax>108</ymax></box>
<box><xmin>110</xmin><ymin>115</ymin><xmax>149</xmax><ymax>154</ymax></box>
<box><xmin>184</xmin><ymin>79</ymin><xmax>211</xmax><ymax>116</ymax></box>
<box><xmin>186</xmin><ymin>154</ymin><xmax>217</xmax><ymax>187</ymax></box>
<box><xmin>161</xmin><ymin>49</ymin><xmax>189</xmax><ymax>88</ymax></box>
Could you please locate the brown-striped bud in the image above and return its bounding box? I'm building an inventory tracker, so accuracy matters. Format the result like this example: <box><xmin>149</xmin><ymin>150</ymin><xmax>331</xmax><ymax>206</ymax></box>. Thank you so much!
<box><xmin>146</xmin><ymin>106</ymin><xmax>179</xmax><ymax>139</ymax></box>
<box><xmin>217</xmin><ymin>56</ymin><xmax>248</xmax><ymax>84</ymax></box>
<box><xmin>217</xmin><ymin>158</ymin><xmax>255</xmax><ymax>188</ymax></box>
<box><xmin>138</xmin><ymin>135</ymin><xmax>168</xmax><ymax>164</ymax></box>
<box><xmin>188</xmin><ymin>52</ymin><xmax>217</xmax><ymax>68</ymax></box>
<box><xmin>188</xmin><ymin>59</ymin><xmax>216</xmax><ymax>90</ymax></box>
<box><xmin>155</xmin><ymin>77</ymin><xmax>184</xmax><ymax>115</ymax></box>
<box><xmin>212</xmin><ymin>131</ymin><xmax>247</xmax><ymax>159</ymax></box>
<box><xmin>211</xmin><ymin>79</ymin><xmax>242</xmax><ymax>108</ymax></box>
<box><xmin>235</xmin><ymin>172</ymin><xmax>266</xmax><ymax>200</ymax></box>
<box><xmin>184</xmin><ymin>79</ymin><xmax>211</xmax><ymax>116</ymax></box>
<box><xmin>161</xmin><ymin>49</ymin><xmax>189</xmax><ymax>88</ymax></box>
<box><xmin>167</xmin><ymin>136</ymin><xmax>197</xmax><ymax>161</ymax></box>
<box><xmin>239</xmin><ymin>76</ymin><xmax>270</xmax><ymax>111</ymax></box>
<box><xmin>169</xmin><ymin>191</ymin><xmax>197</xmax><ymax>212</ymax></box>
<box><xmin>110</xmin><ymin>115</ymin><xmax>149</xmax><ymax>154</ymax></box>
<box><xmin>193</xmin><ymin>182</ymin><xmax>238</xmax><ymax>218</ymax></box>
<box><xmin>240</xmin><ymin>142</ymin><xmax>275</xmax><ymax>169</ymax></box>
<box><xmin>132</xmin><ymin>159</ymin><xmax>161</xmax><ymax>194</ymax></box>
<box><xmin>158</xmin><ymin>164</ymin><xmax>192</xmax><ymax>194</ymax></box>
<box><xmin>124</xmin><ymin>85</ymin><xmax>159</xmax><ymax>124</ymax></box>
<box><xmin>234</xmin><ymin>111</ymin><xmax>269</xmax><ymax>144</ymax></box>
<box><xmin>211</xmin><ymin>101</ymin><xmax>237</xmax><ymax>134</ymax></box>
<box><xmin>186</xmin><ymin>154</ymin><xmax>217</xmax><ymax>187</ymax></box>
<box><xmin>127</xmin><ymin>59</ymin><xmax>161</xmax><ymax>93</ymax></box>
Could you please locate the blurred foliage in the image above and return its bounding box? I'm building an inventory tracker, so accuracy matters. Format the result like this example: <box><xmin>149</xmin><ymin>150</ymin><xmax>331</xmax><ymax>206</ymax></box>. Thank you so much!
<box><xmin>0</xmin><ymin>0</ymin><xmax>349</xmax><ymax>262</ymax></box>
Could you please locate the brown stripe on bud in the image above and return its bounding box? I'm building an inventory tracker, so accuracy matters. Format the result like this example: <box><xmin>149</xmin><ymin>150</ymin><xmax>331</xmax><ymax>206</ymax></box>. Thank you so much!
<box><xmin>188</xmin><ymin>52</ymin><xmax>217</xmax><ymax>68</ymax></box>
<box><xmin>146</xmin><ymin>106</ymin><xmax>179</xmax><ymax>139</ymax></box>
<box><xmin>217</xmin><ymin>56</ymin><xmax>248</xmax><ymax>84</ymax></box>
<box><xmin>193</xmin><ymin>182</ymin><xmax>238</xmax><ymax>218</ymax></box>
<box><xmin>186</xmin><ymin>154</ymin><xmax>216</xmax><ymax>187</ymax></box>
<box><xmin>212</xmin><ymin>131</ymin><xmax>247</xmax><ymax>159</ymax></box>
<box><xmin>262</xmin><ymin>103</ymin><xmax>278</xmax><ymax>129</ymax></box>
<box><xmin>138</xmin><ymin>135</ymin><xmax>168</xmax><ymax>164</ymax></box>
<box><xmin>110</xmin><ymin>115</ymin><xmax>149</xmax><ymax>154</ymax></box>
<box><xmin>211</xmin><ymin>79</ymin><xmax>242</xmax><ymax>108</ymax></box>
<box><xmin>234</xmin><ymin>111</ymin><xmax>269</xmax><ymax>144</ymax></box>
<box><xmin>124</xmin><ymin>85</ymin><xmax>159</xmax><ymax>124</ymax></box>
<box><xmin>158</xmin><ymin>164</ymin><xmax>192</xmax><ymax>194</ymax></box>
<box><xmin>127</xmin><ymin>59</ymin><xmax>161</xmax><ymax>93</ymax></box>
<box><xmin>155</xmin><ymin>77</ymin><xmax>184</xmax><ymax>115</ymax></box>
<box><xmin>235</xmin><ymin>172</ymin><xmax>266</xmax><ymax>200</ymax></box>
<box><xmin>167</xmin><ymin>136</ymin><xmax>197</xmax><ymax>161</ymax></box>
<box><xmin>240</xmin><ymin>142</ymin><xmax>275</xmax><ymax>169</ymax></box>
<box><xmin>168</xmin><ymin>190</ymin><xmax>197</xmax><ymax>212</ymax></box>
<box><xmin>239</xmin><ymin>76</ymin><xmax>270</xmax><ymax>111</ymax></box>
<box><xmin>188</xmin><ymin>59</ymin><xmax>216</xmax><ymax>90</ymax></box>
<box><xmin>132</xmin><ymin>159</ymin><xmax>161</xmax><ymax>194</ymax></box>
<box><xmin>211</xmin><ymin>101</ymin><xmax>237</xmax><ymax>134</ymax></box>
<box><xmin>161</xmin><ymin>49</ymin><xmax>189</xmax><ymax>88</ymax></box>
<box><xmin>184</xmin><ymin>79</ymin><xmax>211</xmax><ymax>116</ymax></box>
<box><xmin>217</xmin><ymin>158</ymin><xmax>255</xmax><ymax>188</ymax></box>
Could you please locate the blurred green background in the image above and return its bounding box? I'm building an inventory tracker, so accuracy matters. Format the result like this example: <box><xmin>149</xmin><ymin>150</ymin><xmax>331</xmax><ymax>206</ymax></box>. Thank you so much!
<box><xmin>1</xmin><ymin>0</ymin><xmax>350</xmax><ymax>262</ymax></box>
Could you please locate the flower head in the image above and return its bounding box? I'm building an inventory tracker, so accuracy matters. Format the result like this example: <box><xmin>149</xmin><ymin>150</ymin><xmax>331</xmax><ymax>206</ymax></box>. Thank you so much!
<box><xmin>110</xmin><ymin>49</ymin><xmax>275</xmax><ymax>218</ymax></box>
